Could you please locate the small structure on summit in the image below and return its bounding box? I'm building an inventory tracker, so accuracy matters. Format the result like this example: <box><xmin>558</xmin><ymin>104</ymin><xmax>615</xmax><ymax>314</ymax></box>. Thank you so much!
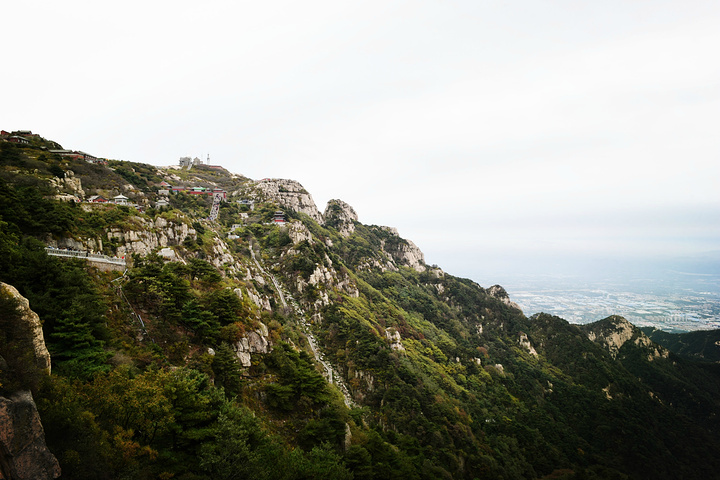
<box><xmin>179</xmin><ymin>156</ymin><xmax>203</xmax><ymax>168</ymax></box>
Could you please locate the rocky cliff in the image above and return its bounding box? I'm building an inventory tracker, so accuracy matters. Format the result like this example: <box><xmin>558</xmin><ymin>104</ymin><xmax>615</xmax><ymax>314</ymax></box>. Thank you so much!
<box><xmin>487</xmin><ymin>284</ymin><xmax>522</xmax><ymax>312</ymax></box>
<box><xmin>324</xmin><ymin>199</ymin><xmax>357</xmax><ymax>237</ymax></box>
<box><xmin>107</xmin><ymin>216</ymin><xmax>197</xmax><ymax>258</ymax></box>
<box><xmin>48</xmin><ymin>170</ymin><xmax>85</xmax><ymax>202</ymax></box>
<box><xmin>252</xmin><ymin>179</ymin><xmax>324</xmax><ymax>223</ymax></box>
<box><xmin>0</xmin><ymin>283</ymin><xmax>51</xmax><ymax>375</ymax></box>
<box><xmin>0</xmin><ymin>391</ymin><xmax>61</xmax><ymax>480</ymax></box>
<box><xmin>6</xmin><ymin>141</ymin><xmax>720</xmax><ymax>479</ymax></box>
<box><xmin>583</xmin><ymin>315</ymin><xmax>668</xmax><ymax>361</ymax></box>
<box><xmin>0</xmin><ymin>284</ymin><xmax>60</xmax><ymax>480</ymax></box>
<box><xmin>378</xmin><ymin>226</ymin><xmax>426</xmax><ymax>272</ymax></box>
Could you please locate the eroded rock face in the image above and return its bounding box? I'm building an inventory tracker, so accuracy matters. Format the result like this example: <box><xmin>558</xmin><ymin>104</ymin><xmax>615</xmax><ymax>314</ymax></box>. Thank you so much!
<box><xmin>518</xmin><ymin>332</ymin><xmax>538</xmax><ymax>357</ymax></box>
<box><xmin>0</xmin><ymin>284</ymin><xmax>60</xmax><ymax>479</ymax></box>
<box><xmin>586</xmin><ymin>316</ymin><xmax>635</xmax><ymax>359</ymax></box>
<box><xmin>324</xmin><ymin>199</ymin><xmax>357</xmax><ymax>237</ymax></box>
<box><xmin>487</xmin><ymin>285</ymin><xmax>522</xmax><ymax>312</ymax></box>
<box><xmin>0</xmin><ymin>391</ymin><xmax>61</xmax><ymax>480</ymax></box>
<box><xmin>385</xmin><ymin>328</ymin><xmax>405</xmax><ymax>351</ymax></box>
<box><xmin>0</xmin><ymin>283</ymin><xmax>51</xmax><ymax>375</ymax></box>
<box><xmin>234</xmin><ymin>322</ymin><xmax>272</xmax><ymax>367</ymax></box>
<box><xmin>237</xmin><ymin>287</ymin><xmax>272</xmax><ymax>312</ymax></box>
<box><xmin>585</xmin><ymin>316</ymin><xmax>668</xmax><ymax>361</ymax></box>
<box><xmin>47</xmin><ymin>235</ymin><xmax>104</xmax><ymax>253</ymax></box>
<box><xmin>377</xmin><ymin>227</ymin><xmax>426</xmax><ymax>273</ymax></box>
<box><xmin>106</xmin><ymin>217</ymin><xmax>196</xmax><ymax>258</ymax></box>
<box><xmin>293</xmin><ymin>254</ymin><xmax>360</xmax><ymax>313</ymax></box>
<box><xmin>254</xmin><ymin>179</ymin><xmax>323</xmax><ymax>224</ymax></box>
<box><xmin>393</xmin><ymin>238</ymin><xmax>425</xmax><ymax>272</ymax></box>
<box><xmin>49</xmin><ymin>170</ymin><xmax>85</xmax><ymax>200</ymax></box>
<box><xmin>287</xmin><ymin>222</ymin><xmax>313</xmax><ymax>245</ymax></box>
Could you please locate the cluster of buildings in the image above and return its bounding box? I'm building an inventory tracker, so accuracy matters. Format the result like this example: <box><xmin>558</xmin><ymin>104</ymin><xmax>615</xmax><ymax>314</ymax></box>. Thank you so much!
<box><xmin>227</xmin><ymin>211</ymin><xmax>286</xmax><ymax>239</ymax></box>
<box><xmin>87</xmin><ymin>194</ymin><xmax>143</xmax><ymax>208</ymax></box>
<box><xmin>1</xmin><ymin>130</ymin><xmax>107</xmax><ymax>165</ymax></box>
<box><xmin>83</xmin><ymin>180</ymin><xmax>228</xmax><ymax>211</ymax></box>
<box><xmin>169</xmin><ymin>184</ymin><xmax>227</xmax><ymax>200</ymax></box>
<box><xmin>1</xmin><ymin>129</ymin><xmax>38</xmax><ymax>144</ymax></box>
<box><xmin>50</xmin><ymin>149</ymin><xmax>107</xmax><ymax>165</ymax></box>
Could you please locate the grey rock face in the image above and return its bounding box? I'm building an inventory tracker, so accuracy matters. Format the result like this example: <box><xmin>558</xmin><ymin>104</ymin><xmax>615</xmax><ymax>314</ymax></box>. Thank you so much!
<box><xmin>0</xmin><ymin>391</ymin><xmax>61</xmax><ymax>480</ymax></box>
<box><xmin>378</xmin><ymin>227</ymin><xmax>426</xmax><ymax>273</ymax></box>
<box><xmin>487</xmin><ymin>285</ymin><xmax>522</xmax><ymax>312</ymax></box>
<box><xmin>0</xmin><ymin>284</ymin><xmax>60</xmax><ymax>479</ymax></box>
<box><xmin>324</xmin><ymin>199</ymin><xmax>357</xmax><ymax>237</ymax></box>
<box><xmin>234</xmin><ymin>322</ymin><xmax>272</xmax><ymax>367</ymax></box>
<box><xmin>254</xmin><ymin>179</ymin><xmax>324</xmax><ymax>223</ymax></box>
<box><xmin>106</xmin><ymin>217</ymin><xmax>196</xmax><ymax>258</ymax></box>
<box><xmin>0</xmin><ymin>283</ymin><xmax>51</xmax><ymax>375</ymax></box>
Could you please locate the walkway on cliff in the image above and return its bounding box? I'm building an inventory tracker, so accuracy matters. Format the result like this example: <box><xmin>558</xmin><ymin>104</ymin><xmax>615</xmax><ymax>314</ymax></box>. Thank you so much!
<box><xmin>45</xmin><ymin>247</ymin><xmax>126</xmax><ymax>266</ymax></box>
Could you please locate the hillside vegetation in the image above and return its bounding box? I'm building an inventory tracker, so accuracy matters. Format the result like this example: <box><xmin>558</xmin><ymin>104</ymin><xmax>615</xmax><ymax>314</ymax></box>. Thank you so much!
<box><xmin>2</xmin><ymin>137</ymin><xmax>720</xmax><ymax>480</ymax></box>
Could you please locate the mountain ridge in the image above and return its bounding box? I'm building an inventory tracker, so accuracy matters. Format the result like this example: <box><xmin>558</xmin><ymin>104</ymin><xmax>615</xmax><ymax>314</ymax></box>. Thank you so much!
<box><xmin>2</xmin><ymin>132</ymin><xmax>720</xmax><ymax>479</ymax></box>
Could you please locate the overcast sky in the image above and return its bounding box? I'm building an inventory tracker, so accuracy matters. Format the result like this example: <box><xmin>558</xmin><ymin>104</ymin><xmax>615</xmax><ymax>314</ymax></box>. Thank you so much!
<box><xmin>3</xmin><ymin>0</ymin><xmax>719</xmax><ymax>283</ymax></box>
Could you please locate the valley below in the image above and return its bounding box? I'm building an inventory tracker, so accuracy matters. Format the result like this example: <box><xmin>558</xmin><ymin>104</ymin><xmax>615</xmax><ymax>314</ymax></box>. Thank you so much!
<box><xmin>501</xmin><ymin>272</ymin><xmax>720</xmax><ymax>332</ymax></box>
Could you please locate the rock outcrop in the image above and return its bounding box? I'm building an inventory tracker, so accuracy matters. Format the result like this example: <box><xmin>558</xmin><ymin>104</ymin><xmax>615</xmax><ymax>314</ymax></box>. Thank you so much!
<box><xmin>47</xmin><ymin>235</ymin><xmax>104</xmax><ymax>254</ymax></box>
<box><xmin>324</xmin><ymin>199</ymin><xmax>357</xmax><ymax>237</ymax></box>
<box><xmin>585</xmin><ymin>316</ymin><xmax>635</xmax><ymax>359</ymax></box>
<box><xmin>0</xmin><ymin>283</ymin><xmax>51</xmax><ymax>375</ymax></box>
<box><xmin>234</xmin><ymin>322</ymin><xmax>272</xmax><ymax>367</ymax></box>
<box><xmin>287</xmin><ymin>222</ymin><xmax>314</xmax><ymax>245</ymax></box>
<box><xmin>487</xmin><ymin>285</ymin><xmax>522</xmax><ymax>312</ymax></box>
<box><xmin>0</xmin><ymin>284</ymin><xmax>60</xmax><ymax>480</ymax></box>
<box><xmin>518</xmin><ymin>332</ymin><xmax>538</xmax><ymax>357</ymax></box>
<box><xmin>106</xmin><ymin>216</ymin><xmax>196</xmax><ymax>258</ymax></box>
<box><xmin>49</xmin><ymin>170</ymin><xmax>85</xmax><ymax>200</ymax></box>
<box><xmin>253</xmin><ymin>179</ymin><xmax>324</xmax><ymax>224</ymax></box>
<box><xmin>583</xmin><ymin>315</ymin><xmax>668</xmax><ymax>361</ymax></box>
<box><xmin>378</xmin><ymin>227</ymin><xmax>426</xmax><ymax>273</ymax></box>
<box><xmin>385</xmin><ymin>328</ymin><xmax>405</xmax><ymax>351</ymax></box>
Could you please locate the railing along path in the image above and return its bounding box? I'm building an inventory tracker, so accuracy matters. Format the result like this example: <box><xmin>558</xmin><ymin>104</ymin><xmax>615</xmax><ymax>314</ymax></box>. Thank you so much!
<box><xmin>45</xmin><ymin>247</ymin><xmax>126</xmax><ymax>266</ymax></box>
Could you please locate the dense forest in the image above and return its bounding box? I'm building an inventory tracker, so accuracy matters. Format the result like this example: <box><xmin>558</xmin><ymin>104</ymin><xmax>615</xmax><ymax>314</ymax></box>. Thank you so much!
<box><xmin>1</xmin><ymin>137</ymin><xmax>720</xmax><ymax>480</ymax></box>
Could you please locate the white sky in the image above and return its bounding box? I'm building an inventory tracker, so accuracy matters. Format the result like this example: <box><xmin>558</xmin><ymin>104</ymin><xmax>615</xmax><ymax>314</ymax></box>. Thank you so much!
<box><xmin>3</xmin><ymin>0</ymin><xmax>719</xmax><ymax>282</ymax></box>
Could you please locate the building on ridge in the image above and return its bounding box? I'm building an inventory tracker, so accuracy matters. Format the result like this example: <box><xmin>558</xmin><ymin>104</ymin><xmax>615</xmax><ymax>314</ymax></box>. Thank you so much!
<box><xmin>113</xmin><ymin>194</ymin><xmax>129</xmax><ymax>205</ymax></box>
<box><xmin>273</xmin><ymin>211</ymin><xmax>286</xmax><ymax>225</ymax></box>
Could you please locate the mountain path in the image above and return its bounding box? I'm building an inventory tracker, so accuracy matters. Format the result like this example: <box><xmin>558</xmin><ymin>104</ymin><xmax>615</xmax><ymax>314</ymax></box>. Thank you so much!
<box><xmin>249</xmin><ymin>244</ymin><xmax>355</xmax><ymax>408</ymax></box>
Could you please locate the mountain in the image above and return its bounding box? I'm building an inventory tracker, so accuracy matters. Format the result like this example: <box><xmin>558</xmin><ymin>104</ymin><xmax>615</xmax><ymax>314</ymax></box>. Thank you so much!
<box><xmin>2</xmin><ymin>133</ymin><xmax>720</xmax><ymax>479</ymax></box>
<box><xmin>641</xmin><ymin>326</ymin><xmax>720</xmax><ymax>362</ymax></box>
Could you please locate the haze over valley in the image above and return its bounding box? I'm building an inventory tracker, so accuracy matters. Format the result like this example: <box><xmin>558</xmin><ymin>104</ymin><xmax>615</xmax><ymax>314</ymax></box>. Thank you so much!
<box><xmin>500</xmin><ymin>270</ymin><xmax>720</xmax><ymax>332</ymax></box>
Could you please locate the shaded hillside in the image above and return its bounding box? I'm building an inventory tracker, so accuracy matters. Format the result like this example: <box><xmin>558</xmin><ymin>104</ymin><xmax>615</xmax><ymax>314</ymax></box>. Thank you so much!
<box><xmin>1</xmin><ymin>137</ymin><xmax>720</xmax><ymax>479</ymax></box>
<box><xmin>641</xmin><ymin>326</ymin><xmax>720</xmax><ymax>362</ymax></box>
